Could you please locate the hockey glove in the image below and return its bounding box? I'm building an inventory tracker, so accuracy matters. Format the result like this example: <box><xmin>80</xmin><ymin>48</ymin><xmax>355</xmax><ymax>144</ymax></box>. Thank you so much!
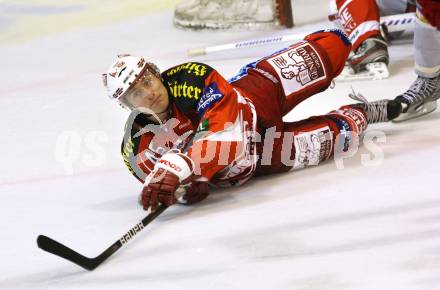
<box><xmin>176</xmin><ymin>178</ymin><xmax>210</xmax><ymax>205</ymax></box>
<box><xmin>140</xmin><ymin>151</ymin><xmax>194</xmax><ymax>211</ymax></box>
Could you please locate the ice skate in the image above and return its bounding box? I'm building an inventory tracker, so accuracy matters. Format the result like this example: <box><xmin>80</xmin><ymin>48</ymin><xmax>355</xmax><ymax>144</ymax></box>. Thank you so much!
<box><xmin>337</xmin><ymin>35</ymin><xmax>390</xmax><ymax>82</ymax></box>
<box><xmin>349</xmin><ymin>90</ymin><xmax>402</xmax><ymax>123</ymax></box>
<box><xmin>392</xmin><ymin>74</ymin><xmax>440</xmax><ymax>122</ymax></box>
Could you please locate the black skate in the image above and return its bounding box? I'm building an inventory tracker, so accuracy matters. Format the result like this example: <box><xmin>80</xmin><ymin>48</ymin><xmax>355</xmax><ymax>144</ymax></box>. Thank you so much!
<box><xmin>337</xmin><ymin>35</ymin><xmax>390</xmax><ymax>82</ymax></box>
<box><xmin>393</xmin><ymin>75</ymin><xmax>440</xmax><ymax>122</ymax></box>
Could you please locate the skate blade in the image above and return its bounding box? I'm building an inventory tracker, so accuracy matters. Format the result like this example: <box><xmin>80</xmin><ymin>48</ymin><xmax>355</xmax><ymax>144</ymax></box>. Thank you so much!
<box><xmin>336</xmin><ymin>62</ymin><xmax>390</xmax><ymax>82</ymax></box>
<box><xmin>392</xmin><ymin>100</ymin><xmax>437</xmax><ymax>122</ymax></box>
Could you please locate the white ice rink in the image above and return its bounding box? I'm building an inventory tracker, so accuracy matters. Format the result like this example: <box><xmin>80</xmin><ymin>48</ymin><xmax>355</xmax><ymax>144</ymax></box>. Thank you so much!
<box><xmin>1</xmin><ymin>1</ymin><xmax>439</xmax><ymax>289</ymax></box>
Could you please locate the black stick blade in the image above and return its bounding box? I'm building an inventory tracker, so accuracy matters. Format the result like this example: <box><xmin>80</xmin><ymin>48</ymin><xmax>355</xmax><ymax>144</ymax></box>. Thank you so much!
<box><xmin>37</xmin><ymin>206</ymin><xmax>167</xmax><ymax>270</ymax></box>
<box><xmin>37</xmin><ymin>235</ymin><xmax>99</xmax><ymax>271</ymax></box>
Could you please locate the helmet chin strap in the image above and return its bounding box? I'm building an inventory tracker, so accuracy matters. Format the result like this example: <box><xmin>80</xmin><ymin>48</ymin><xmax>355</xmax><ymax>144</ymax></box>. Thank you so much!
<box><xmin>157</xmin><ymin>98</ymin><xmax>174</xmax><ymax>116</ymax></box>
<box><xmin>151</xmin><ymin>108</ymin><xmax>170</xmax><ymax>125</ymax></box>
<box><xmin>155</xmin><ymin>107</ymin><xmax>169</xmax><ymax>115</ymax></box>
<box><xmin>135</xmin><ymin>104</ymin><xmax>171</xmax><ymax>125</ymax></box>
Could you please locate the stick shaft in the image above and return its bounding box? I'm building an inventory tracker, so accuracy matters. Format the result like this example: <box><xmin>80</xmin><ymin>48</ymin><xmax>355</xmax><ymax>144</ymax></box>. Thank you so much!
<box><xmin>187</xmin><ymin>12</ymin><xmax>415</xmax><ymax>57</ymax></box>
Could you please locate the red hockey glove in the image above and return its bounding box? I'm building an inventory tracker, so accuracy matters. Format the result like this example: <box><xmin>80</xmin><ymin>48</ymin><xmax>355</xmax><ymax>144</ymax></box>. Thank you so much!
<box><xmin>140</xmin><ymin>152</ymin><xmax>194</xmax><ymax>212</ymax></box>
<box><xmin>177</xmin><ymin>178</ymin><xmax>210</xmax><ymax>205</ymax></box>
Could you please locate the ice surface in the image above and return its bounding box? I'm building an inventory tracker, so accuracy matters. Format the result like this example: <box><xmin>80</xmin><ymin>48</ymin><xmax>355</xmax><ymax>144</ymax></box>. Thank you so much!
<box><xmin>1</xmin><ymin>1</ymin><xmax>439</xmax><ymax>290</ymax></box>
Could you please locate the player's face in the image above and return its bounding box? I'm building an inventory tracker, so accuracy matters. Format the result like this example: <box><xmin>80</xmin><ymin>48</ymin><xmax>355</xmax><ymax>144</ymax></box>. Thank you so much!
<box><xmin>123</xmin><ymin>70</ymin><xmax>169</xmax><ymax>113</ymax></box>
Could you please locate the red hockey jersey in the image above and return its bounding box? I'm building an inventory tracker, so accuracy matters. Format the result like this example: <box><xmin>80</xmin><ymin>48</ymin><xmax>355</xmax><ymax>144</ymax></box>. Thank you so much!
<box><xmin>121</xmin><ymin>62</ymin><xmax>257</xmax><ymax>187</ymax></box>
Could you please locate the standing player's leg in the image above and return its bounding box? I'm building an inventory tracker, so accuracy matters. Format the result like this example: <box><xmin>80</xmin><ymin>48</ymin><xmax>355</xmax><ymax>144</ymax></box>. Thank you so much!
<box><xmin>393</xmin><ymin>0</ymin><xmax>440</xmax><ymax>122</ymax></box>
<box><xmin>375</xmin><ymin>0</ymin><xmax>416</xmax><ymax>16</ymax></box>
<box><xmin>329</xmin><ymin>0</ymin><xmax>389</xmax><ymax>74</ymax></box>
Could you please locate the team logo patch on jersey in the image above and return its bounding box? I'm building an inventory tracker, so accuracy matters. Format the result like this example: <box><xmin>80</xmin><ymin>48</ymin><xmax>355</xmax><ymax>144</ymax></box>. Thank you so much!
<box><xmin>197</xmin><ymin>82</ymin><xmax>224</xmax><ymax>117</ymax></box>
<box><xmin>166</xmin><ymin>62</ymin><xmax>209</xmax><ymax>77</ymax></box>
<box><xmin>291</xmin><ymin>126</ymin><xmax>333</xmax><ymax>170</ymax></box>
<box><xmin>196</xmin><ymin>119</ymin><xmax>210</xmax><ymax>133</ymax></box>
<box><xmin>163</xmin><ymin>62</ymin><xmax>215</xmax><ymax>114</ymax></box>
<box><xmin>267</xmin><ymin>42</ymin><xmax>326</xmax><ymax>96</ymax></box>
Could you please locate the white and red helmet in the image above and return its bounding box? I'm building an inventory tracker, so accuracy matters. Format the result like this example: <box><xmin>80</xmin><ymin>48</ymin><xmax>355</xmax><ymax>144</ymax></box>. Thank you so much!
<box><xmin>102</xmin><ymin>54</ymin><xmax>160</xmax><ymax>109</ymax></box>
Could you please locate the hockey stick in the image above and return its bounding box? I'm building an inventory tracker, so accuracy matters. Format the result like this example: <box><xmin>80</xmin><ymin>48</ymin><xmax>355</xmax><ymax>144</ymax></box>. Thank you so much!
<box><xmin>37</xmin><ymin>204</ymin><xmax>167</xmax><ymax>270</ymax></box>
<box><xmin>187</xmin><ymin>12</ymin><xmax>415</xmax><ymax>56</ymax></box>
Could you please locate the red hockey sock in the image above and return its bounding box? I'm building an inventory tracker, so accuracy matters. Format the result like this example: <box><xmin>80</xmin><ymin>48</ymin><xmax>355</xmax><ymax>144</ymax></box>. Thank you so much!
<box><xmin>417</xmin><ymin>0</ymin><xmax>440</xmax><ymax>30</ymax></box>
<box><xmin>335</xmin><ymin>0</ymin><xmax>381</xmax><ymax>49</ymax></box>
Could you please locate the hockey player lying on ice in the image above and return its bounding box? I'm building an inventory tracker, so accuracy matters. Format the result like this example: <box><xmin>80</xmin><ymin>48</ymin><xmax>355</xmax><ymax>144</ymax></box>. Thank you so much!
<box><xmin>102</xmin><ymin>30</ymin><xmax>403</xmax><ymax>212</ymax></box>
